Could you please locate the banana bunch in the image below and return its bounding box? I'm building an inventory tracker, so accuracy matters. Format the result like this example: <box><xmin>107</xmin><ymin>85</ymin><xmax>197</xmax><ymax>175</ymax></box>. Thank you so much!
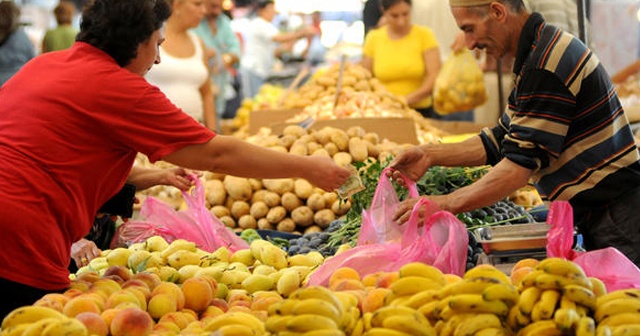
<box><xmin>384</xmin><ymin>262</ymin><xmax>446</xmax><ymax>307</ymax></box>
<box><xmin>510</xmin><ymin>258</ymin><xmax>598</xmax><ymax>335</ymax></box>
<box><xmin>265</xmin><ymin>286</ymin><xmax>350</xmax><ymax>335</ymax></box>
<box><xmin>202</xmin><ymin>311</ymin><xmax>266</xmax><ymax>336</ymax></box>
<box><xmin>0</xmin><ymin>306</ymin><xmax>87</xmax><ymax>336</ymax></box>
<box><xmin>431</xmin><ymin>265</ymin><xmax>516</xmax><ymax>336</ymax></box>
<box><xmin>594</xmin><ymin>289</ymin><xmax>640</xmax><ymax>336</ymax></box>
<box><xmin>359</xmin><ymin>305</ymin><xmax>436</xmax><ymax>336</ymax></box>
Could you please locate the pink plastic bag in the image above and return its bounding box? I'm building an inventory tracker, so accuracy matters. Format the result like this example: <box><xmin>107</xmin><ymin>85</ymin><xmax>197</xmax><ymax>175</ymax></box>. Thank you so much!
<box><xmin>307</xmin><ymin>197</ymin><xmax>468</xmax><ymax>286</ymax></box>
<box><xmin>357</xmin><ymin>167</ymin><xmax>419</xmax><ymax>245</ymax></box>
<box><xmin>113</xmin><ymin>175</ymin><xmax>249</xmax><ymax>252</ymax></box>
<box><xmin>546</xmin><ymin>201</ymin><xmax>640</xmax><ymax>291</ymax></box>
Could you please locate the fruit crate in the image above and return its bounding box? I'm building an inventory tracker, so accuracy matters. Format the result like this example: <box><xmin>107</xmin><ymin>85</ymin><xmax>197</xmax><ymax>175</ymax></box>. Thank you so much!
<box><xmin>475</xmin><ymin>222</ymin><xmax>549</xmax><ymax>254</ymax></box>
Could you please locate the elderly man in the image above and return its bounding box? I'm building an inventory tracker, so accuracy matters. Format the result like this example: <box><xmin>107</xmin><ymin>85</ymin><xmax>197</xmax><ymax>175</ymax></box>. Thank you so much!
<box><xmin>390</xmin><ymin>0</ymin><xmax>640</xmax><ymax>267</ymax></box>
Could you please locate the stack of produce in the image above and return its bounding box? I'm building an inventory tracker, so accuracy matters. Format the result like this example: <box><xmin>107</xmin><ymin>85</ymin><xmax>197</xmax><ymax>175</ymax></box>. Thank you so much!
<box><xmin>135</xmin><ymin>124</ymin><xmax>416</xmax><ymax>235</ymax></box>
<box><xmin>233</xmin><ymin>84</ymin><xmax>285</xmax><ymax>130</ymax></box>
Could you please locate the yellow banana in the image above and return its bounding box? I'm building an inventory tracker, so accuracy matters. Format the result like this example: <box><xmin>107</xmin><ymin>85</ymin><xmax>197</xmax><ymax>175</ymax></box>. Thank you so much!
<box><xmin>334</xmin><ymin>291</ymin><xmax>360</xmax><ymax>311</ymax></box>
<box><xmin>560</xmin><ymin>294</ymin><xmax>579</xmax><ymax>310</ymax></box>
<box><xmin>596</xmin><ymin>289</ymin><xmax>640</xmax><ymax>307</ymax></box>
<box><xmin>342</xmin><ymin>306</ymin><xmax>361</xmax><ymax>333</ymax></box>
<box><xmin>215</xmin><ymin>324</ymin><xmax>256</xmax><ymax>336</ymax></box>
<box><xmin>576</xmin><ymin>304</ymin><xmax>589</xmax><ymax>317</ymax></box>
<box><xmin>596</xmin><ymin>325</ymin><xmax>613</xmax><ymax>336</ymax></box>
<box><xmin>390</xmin><ymin>276</ymin><xmax>442</xmax><ymax>296</ymax></box>
<box><xmin>265</xmin><ymin>315</ymin><xmax>293</xmax><ymax>333</ymax></box>
<box><xmin>452</xmin><ymin>313</ymin><xmax>502</xmax><ymax>336</ymax></box>
<box><xmin>448</xmin><ymin>294</ymin><xmax>509</xmax><ymax>316</ymax></box>
<box><xmin>398</xmin><ymin>262</ymin><xmax>446</xmax><ymax>286</ymax></box>
<box><xmin>563</xmin><ymin>284</ymin><xmax>597</xmax><ymax>310</ymax></box>
<box><xmin>204</xmin><ymin>311</ymin><xmax>265</xmax><ymax>333</ymax></box>
<box><xmin>439</xmin><ymin>313</ymin><xmax>474</xmax><ymax>336</ymax></box>
<box><xmin>20</xmin><ymin>318</ymin><xmax>62</xmax><ymax>336</ymax></box>
<box><xmin>536</xmin><ymin>258</ymin><xmax>587</xmax><ymax>279</ymax></box>
<box><xmin>599</xmin><ymin>312</ymin><xmax>640</xmax><ymax>329</ymax></box>
<box><xmin>530</xmin><ymin>301</ymin><xmax>544</xmax><ymax>322</ymax></box>
<box><xmin>268</xmin><ymin>298</ymin><xmax>299</xmax><ymax>316</ymax></box>
<box><xmin>553</xmin><ymin>308</ymin><xmax>581</xmax><ymax>332</ymax></box>
<box><xmin>381</xmin><ymin>313</ymin><xmax>436</xmax><ymax>336</ymax></box>
<box><xmin>575</xmin><ymin>316</ymin><xmax>596</xmax><ymax>336</ymax></box>
<box><xmin>350</xmin><ymin>318</ymin><xmax>365</xmax><ymax>336</ymax></box>
<box><xmin>0</xmin><ymin>323</ymin><xmax>30</xmax><ymax>336</ymax></box>
<box><xmin>536</xmin><ymin>289</ymin><xmax>562</xmax><ymax>320</ymax></box>
<box><xmin>589</xmin><ymin>277</ymin><xmax>608</xmax><ymax>297</ymax></box>
<box><xmin>517</xmin><ymin>320</ymin><xmax>562</xmax><ymax>336</ymax></box>
<box><xmin>302</xmin><ymin>330</ymin><xmax>346</xmax><ymax>336</ymax></box>
<box><xmin>159</xmin><ymin>239</ymin><xmax>197</xmax><ymax>259</ymax></box>
<box><xmin>482</xmin><ymin>283</ymin><xmax>520</xmax><ymax>306</ymax></box>
<box><xmin>289</xmin><ymin>286</ymin><xmax>344</xmax><ymax>314</ymax></box>
<box><xmin>403</xmin><ymin>289</ymin><xmax>440</xmax><ymax>309</ymax></box>
<box><xmin>362</xmin><ymin>312</ymin><xmax>373</xmax><ymax>332</ymax></box>
<box><xmin>362</xmin><ymin>327</ymin><xmax>412</xmax><ymax>336</ymax></box>
<box><xmin>370</xmin><ymin>306</ymin><xmax>416</xmax><ymax>328</ymax></box>
<box><xmin>507</xmin><ymin>305</ymin><xmax>531</xmax><ymax>330</ymax></box>
<box><xmin>518</xmin><ymin>286</ymin><xmax>543</xmax><ymax>316</ymax></box>
<box><xmin>463</xmin><ymin>265</ymin><xmax>511</xmax><ymax>284</ymax></box>
<box><xmin>417</xmin><ymin>300</ymin><xmax>439</xmax><ymax>321</ymax></box>
<box><xmin>534</xmin><ymin>273</ymin><xmax>592</xmax><ymax>291</ymax></box>
<box><xmin>595</xmin><ymin>298</ymin><xmax>640</xmax><ymax>322</ymax></box>
<box><xmin>519</xmin><ymin>270</ymin><xmax>547</xmax><ymax>289</ymax></box>
<box><xmin>285</xmin><ymin>314</ymin><xmax>339</xmax><ymax>332</ymax></box>
<box><xmin>40</xmin><ymin>318</ymin><xmax>87</xmax><ymax>336</ymax></box>
<box><xmin>474</xmin><ymin>327</ymin><xmax>507</xmax><ymax>336</ymax></box>
<box><xmin>292</xmin><ymin>298</ymin><xmax>342</xmax><ymax>325</ymax></box>
<box><xmin>442</xmin><ymin>277</ymin><xmax>501</xmax><ymax>297</ymax></box>
<box><xmin>1</xmin><ymin>306</ymin><xmax>65</xmax><ymax>329</ymax></box>
<box><xmin>610</xmin><ymin>324</ymin><xmax>640</xmax><ymax>336</ymax></box>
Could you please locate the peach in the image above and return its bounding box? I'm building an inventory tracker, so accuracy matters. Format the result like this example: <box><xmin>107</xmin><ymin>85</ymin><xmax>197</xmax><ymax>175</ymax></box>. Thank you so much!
<box><xmin>512</xmin><ymin>258</ymin><xmax>540</xmax><ymax>273</ymax></box>
<box><xmin>153</xmin><ymin>321</ymin><xmax>181</xmax><ymax>334</ymax></box>
<box><xmin>106</xmin><ymin>289</ymin><xmax>144</xmax><ymax>310</ymax></box>
<box><xmin>510</xmin><ymin>266</ymin><xmax>534</xmax><ymax>286</ymax></box>
<box><xmin>331</xmin><ymin>278</ymin><xmax>366</xmax><ymax>292</ymax></box>
<box><xmin>33</xmin><ymin>297</ymin><xmax>64</xmax><ymax>312</ymax></box>
<box><xmin>63</xmin><ymin>288</ymin><xmax>85</xmax><ymax>299</ymax></box>
<box><xmin>100</xmin><ymin>308</ymin><xmax>120</xmax><ymax>328</ymax></box>
<box><xmin>181</xmin><ymin>277</ymin><xmax>214</xmax><ymax>313</ymax></box>
<box><xmin>63</xmin><ymin>295</ymin><xmax>102</xmax><ymax>317</ymax></box>
<box><xmin>76</xmin><ymin>271</ymin><xmax>102</xmax><ymax>283</ymax></box>
<box><xmin>180</xmin><ymin>309</ymin><xmax>198</xmax><ymax>323</ymax></box>
<box><xmin>226</xmin><ymin>289</ymin><xmax>251</xmax><ymax>304</ymax></box>
<box><xmin>131</xmin><ymin>271</ymin><xmax>162</xmax><ymax>291</ymax></box>
<box><xmin>228</xmin><ymin>305</ymin><xmax>253</xmax><ymax>314</ymax></box>
<box><xmin>250</xmin><ymin>294</ymin><xmax>283</xmax><ymax>311</ymax></box>
<box><xmin>375</xmin><ymin>272</ymin><xmax>400</xmax><ymax>288</ymax></box>
<box><xmin>158</xmin><ymin>311</ymin><xmax>190</xmax><ymax>330</ymax></box>
<box><xmin>91</xmin><ymin>278</ymin><xmax>122</xmax><ymax>297</ymax></box>
<box><xmin>122</xmin><ymin>280</ymin><xmax>152</xmax><ymax>302</ymax></box>
<box><xmin>362</xmin><ymin>272</ymin><xmax>383</xmax><ymax>288</ymax></box>
<box><xmin>69</xmin><ymin>280</ymin><xmax>91</xmax><ymax>293</ymax></box>
<box><xmin>102</xmin><ymin>274</ymin><xmax>127</xmax><ymax>285</ymax></box>
<box><xmin>110</xmin><ymin>307</ymin><xmax>154</xmax><ymax>336</ymax></box>
<box><xmin>103</xmin><ymin>265</ymin><xmax>133</xmax><ymax>282</ymax></box>
<box><xmin>329</xmin><ymin>267</ymin><xmax>361</xmax><ymax>289</ymax></box>
<box><xmin>208</xmin><ymin>298</ymin><xmax>229</xmax><ymax>313</ymax></box>
<box><xmin>362</xmin><ymin>288</ymin><xmax>391</xmax><ymax>313</ymax></box>
<box><xmin>147</xmin><ymin>293</ymin><xmax>178</xmax><ymax>320</ymax></box>
<box><xmin>76</xmin><ymin>312</ymin><xmax>109</xmax><ymax>336</ymax></box>
<box><xmin>81</xmin><ymin>292</ymin><xmax>107</xmax><ymax>311</ymax></box>
<box><xmin>199</xmin><ymin>305</ymin><xmax>225</xmax><ymax>320</ymax></box>
<box><xmin>151</xmin><ymin>282</ymin><xmax>185</xmax><ymax>311</ymax></box>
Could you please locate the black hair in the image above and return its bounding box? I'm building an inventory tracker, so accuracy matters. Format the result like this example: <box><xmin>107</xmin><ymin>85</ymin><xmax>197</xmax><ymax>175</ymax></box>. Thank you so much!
<box><xmin>0</xmin><ymin>1</ymin><xmax>20</xmax><ymax>44</ymax></box>
<box><xmin>379</xmin><ymin>0</ymin><xmax>411</xmax><ymax>11</ymax></box>
<box><xmin>76</xmin><ymin>0</ymin><xmax>171</xmax><ymax>67</ymax></box>
<box><xmin>256</xmin><ymin>0</ymin><xmax>274</xmax><ymax>9</ymax></box>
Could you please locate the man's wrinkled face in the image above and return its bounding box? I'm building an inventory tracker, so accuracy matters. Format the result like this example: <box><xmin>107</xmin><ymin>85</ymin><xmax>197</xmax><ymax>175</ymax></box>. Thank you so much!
<box><xmin>452</xmin><ymin>6</ymin><xmax>507</xmax><ymax>59</ymax></box>
<box><xmin>125</xmin><ymin>26</ymin><xmax>165</xmax><ymax>76</ymax></box>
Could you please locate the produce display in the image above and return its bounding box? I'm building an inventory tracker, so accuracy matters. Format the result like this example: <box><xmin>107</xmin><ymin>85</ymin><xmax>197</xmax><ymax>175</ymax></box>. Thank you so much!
<box><xmin>3</xmin><ymin>234</ymin><xmax>640</xmax><ymax>336</ymax></box>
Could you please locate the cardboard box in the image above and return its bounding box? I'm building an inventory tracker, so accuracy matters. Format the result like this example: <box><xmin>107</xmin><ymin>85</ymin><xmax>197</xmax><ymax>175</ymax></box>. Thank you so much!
<box><xmin>270</xmin><ymin>117</ymin><xmax>420</xmax><ymax>144</ymax></box>
<box><xmin>249</xmin><ymin>108</ymin><xmax>301</xmax><ymax>134</ymax></box>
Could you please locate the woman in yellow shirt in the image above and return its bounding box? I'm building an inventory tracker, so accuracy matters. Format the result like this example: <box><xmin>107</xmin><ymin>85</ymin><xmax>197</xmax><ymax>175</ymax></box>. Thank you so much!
<box><xmin>361</xmin><ymin>0</ymin><xmax>442</xmax><ymax>118</ymax></box>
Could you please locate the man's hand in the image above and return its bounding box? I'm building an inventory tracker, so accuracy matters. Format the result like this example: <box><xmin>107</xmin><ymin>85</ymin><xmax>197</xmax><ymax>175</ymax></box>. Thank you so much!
<box><xmin>71</xmin><ymin>238</ymin><xmax>102</xmax><ymax>268</ymax></box>
<box><xmin>387</xmin><ymin>146</ymin><xmax>432</xmax><ymax>185</ymax></box>
<box><xmin>392</xmin><ymin>195</ymin><xmax>446</xmax><ymax>225</ymax></box>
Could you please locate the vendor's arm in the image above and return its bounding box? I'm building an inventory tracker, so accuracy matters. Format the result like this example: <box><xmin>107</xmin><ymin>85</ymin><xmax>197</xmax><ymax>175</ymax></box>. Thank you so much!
<box><xmin>406</xmin><ymin>47</ymin><xmax>441</xmax><ymax>106</ymax></box>
<box><xmin>162</xmin><ymin>135</ymin><xmax>351</xmax><ymax>192</ymax></box>
<box><xmin>126</xmin><ymin>165</ymin><xmax>192</xmax><ymax>191</ymax></box>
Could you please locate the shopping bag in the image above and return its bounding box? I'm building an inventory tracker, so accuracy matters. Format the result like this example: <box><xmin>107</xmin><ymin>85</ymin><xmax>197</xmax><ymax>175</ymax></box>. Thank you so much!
<box><xmin>357</xmin><ymin>167</ymin><xmax>419</xmax><ymax>245</ymax></box>
<box><xmin>307</xmin><ymin>198</ymin><xmax>468</xmax><ymax>286</ymax></box>
<box><xmin>433</xmin><ymin>49</ymin><xmax>487</xmax><ymax>115</ymax></box>
<box><xmin>546</xmin><ymin>201</ymin><xmax>640</xmax><ymax>291</ymax></box>
<box><xmin>112</xmin><ymin>175</ymin><xmax>249</xmax><ymax>252</ymax></box>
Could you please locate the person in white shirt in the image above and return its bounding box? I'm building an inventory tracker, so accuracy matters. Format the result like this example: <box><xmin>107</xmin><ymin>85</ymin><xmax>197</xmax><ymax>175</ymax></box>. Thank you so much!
<box><xmin>239</xmin><ymin>0</ymin><xmax>316</xmax><ymax>99</ymax></box>
<box><xmin>146</xmin><ymin>0</ymin><xmax>216</xmax><ymax>130</ymax></box>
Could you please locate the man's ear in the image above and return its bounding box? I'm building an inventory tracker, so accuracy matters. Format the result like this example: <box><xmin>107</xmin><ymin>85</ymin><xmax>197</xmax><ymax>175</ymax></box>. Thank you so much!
<box><xmin>489</xmin><ymin>2</ymin><xmax>507</xmax><ymax>22</ymax></box>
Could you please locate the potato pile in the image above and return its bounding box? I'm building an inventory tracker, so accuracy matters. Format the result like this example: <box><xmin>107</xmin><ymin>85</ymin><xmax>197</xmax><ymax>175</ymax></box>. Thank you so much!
<box><xmin>136</xmin><ymin>124</ymin><xmax>413</xmax><ymax>235</ymax></box>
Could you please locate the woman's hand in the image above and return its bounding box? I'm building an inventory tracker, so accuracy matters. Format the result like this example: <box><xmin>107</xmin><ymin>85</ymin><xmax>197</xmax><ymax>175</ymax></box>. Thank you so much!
<box><xmin>71</xmin><ymin>238</ymin><xmax>102</xmax><ymax>268</ymax></box>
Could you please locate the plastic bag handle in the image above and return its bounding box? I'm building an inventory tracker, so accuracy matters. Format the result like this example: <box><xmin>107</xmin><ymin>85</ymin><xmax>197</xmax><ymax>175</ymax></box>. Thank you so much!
<box><xmin>381</xmin><ymin>167</ymin><xmax>419</xmax><ymax>198</ymax></box>
<box><xmin>402</xmin><ymin>197</ymin><xmax>440</xmax><ymax>249</ymax></box>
